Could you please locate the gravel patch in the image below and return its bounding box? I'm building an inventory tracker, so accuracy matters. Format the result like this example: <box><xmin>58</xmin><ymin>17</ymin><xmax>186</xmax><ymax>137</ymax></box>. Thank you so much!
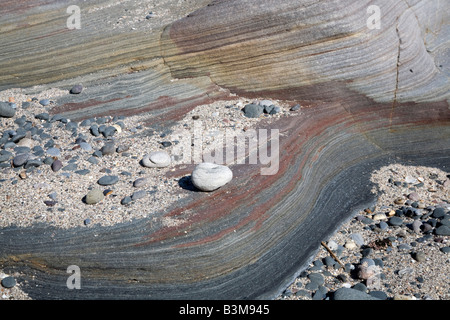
<box><xmin>279</xmin><ymin>164</ymin><xmax>449</xmax><ymax>300</ymax></box>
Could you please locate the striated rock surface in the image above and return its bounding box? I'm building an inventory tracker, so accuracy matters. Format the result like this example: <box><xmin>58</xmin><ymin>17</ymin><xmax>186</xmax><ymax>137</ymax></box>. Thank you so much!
<box><xmin>0</xmin><ymin>0</ymin><xmax>449</xmax><ymax>300</ymax></box>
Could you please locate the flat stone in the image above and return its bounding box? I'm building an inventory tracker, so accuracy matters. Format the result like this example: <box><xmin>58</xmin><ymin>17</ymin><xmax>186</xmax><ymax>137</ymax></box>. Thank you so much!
<box><xmin>39</xmin><ymin>99</ymin><xmax>50</xmax><ymax>106</ymax></box>
<box><xmin>435</xmin><ymin>225</ymin><xmax>450</xmax><ymax>236</ymax></box>
<box><xmin>0</xmin><ymin>101</ymin><xmax>16</xmax><ymax>118</ymax></box>
<box><xmin>307</xmin><ymin>273</ymin><xmax>324</xmax><ymax>286</ymax></box>
<box><xmin>98</xmin><ymin>175</ymin><xmax>119</xmax><ymax>186</ymax></box>
<box><xmin>12</xmin><ymin>153</ymin><xmax>30</xmax><ymax>167</ymax></box>
<box><xmin>79</xmin><ymin>142</ymin><xmax>92</xmax><ymax>151</ymax></box>
<box><xmin>62</xmin><ymin>163</ymin><xmax>78</xmax><ymax>171</ymax></box>
<box><xmin>142</xmin><ymin>151</ymin><xmax>171</xmax><ymax>168</ymax></box>
<box><xmin>389</xmin><ymin>216</ymin><xmax>403</xmax><ymax>226</ymax></box>
<box><xmin>191</xmin><ymin>162</ymin><xmax>233</xmax><ymax>191</ymax></box>
<box><xmin>1</xmin><ymin>276</ymin><xmax>16</xmax><ymax>288</ymax></box>
<box><xmin>85</xmin><ymin>189</ymin><xmax>104</xmax><ymax>204</ymax></box>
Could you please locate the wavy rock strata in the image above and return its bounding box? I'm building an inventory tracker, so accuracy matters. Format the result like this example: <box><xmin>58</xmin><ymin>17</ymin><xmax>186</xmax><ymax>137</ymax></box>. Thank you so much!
<box><xmin>0</xmin><ymin>0</ymin><xmax>449</xmax><ymax>299</ymax></box>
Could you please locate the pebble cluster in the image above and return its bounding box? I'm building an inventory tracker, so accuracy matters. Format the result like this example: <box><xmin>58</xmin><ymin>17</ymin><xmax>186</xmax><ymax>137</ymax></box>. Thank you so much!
<box><xmin>279</xmin><ymin>165</ymin><xmax>449</xmax><ymax>300</ymax></box>
<box><xmin>0</xmin><ymin>87</ymin><xmax>299</xmax><ymax>298</ymax></box>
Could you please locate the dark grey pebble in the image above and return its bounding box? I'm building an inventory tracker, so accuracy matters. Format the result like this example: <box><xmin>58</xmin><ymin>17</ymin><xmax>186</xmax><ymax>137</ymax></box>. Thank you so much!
<box><xmin>0</xmin><ymin>101</ymin><xmax>16</xmax><ymax>118</ymax></box>
<box><xmin>295</xmin><ymin>289</ymin><xmax>311</xmax><ymax>298</ymax></box>
<box><xmin>133</xmin><ymin>177</ymin><xmax>148</xmax><ymax>187</ymax></box>
<box><xmin>65</xmin><ymin>122</ymin><xmax>78</xmax><ymax>131</ymax></box>
<box><xmin>39</xmin><ymin>99</ymin><xmax>50</xmax><ymax>106</ymax></box>
<box><xmin>92</xmin><ymin>150</ymin><xmax>102</xmax><ymax>157</ymax></box>
<box><xmin>75</xmin><ymin>169</ymin><xmax>90</xmax><ymax>175</ymax></box>
<box><xmin>131</xmin><ymin>190</ymin><xmax>146</xmax><ymax>201</ymax></box>
<box><xmin>44</xmin><ymin>200</ymin><xmax>57</xmax><ymax>207</ymax></box>
<box><xmin>304</xmin><ymin>281</ymin><xmax>319</xmax><ymax>291</ymax></box>
<box><xmin>14</xmin><ymin>146</ymin><xmax>31</xmax><ymax>154</ymax></box>
<box><xmin>116</xmin><ymin>145</ymin><xmax>130</xmax><ymax>153</ymax></box>
<box><xmin>100</xmin><ymin>143</ymin><xmax>115</xmax><ymax>155</ymax></box>
<box><xmin>352</xmin><ymin>282</ymin><xmax>368</xmax><ymax>292</ymax></box>
<box><xmin>312</xmin><ymin>286</ymin><xmax>328</xmax><ymax>300</ymax></box>
<box><xmin>290</xmin><ymin>104</ymin><xmax>301</xmax><ymax>111</ymax></box>
<box><xmin>90</xmin><ymin>125</ymin><xmax>100</xmax><ymax>136</ymax></box>
<box><xmin>98</xmin><ymin>175</ymin><xmax>119</xmax><ymax>186</ymax></box>
<box><xmin>432</xmin><ymin>207</ymin><xmax>446</xmax><ymax>219</ymax></box>
<box><xmin>24</xmin><ymin>159</ymin><xmax>43</xmax><ymax>169</ymax></box>
<box><xmin>269</xmin><ymin>106</ymin><xmax>281</xmax><ymax>115</ymax></box>
<box><xmin>35</xmin><ymin>113</ymin><xmax>50</xmax><ymax>121</ymax></box>
<box><xmin>13</xmin><ymin>153</ymin><xmax>30</xmax><ymax>167</ymax></box>
<box><xmin>84</xmin><ymin>218</ymin><xmax>91</xmax><ymax>225</ymax></box>
<box><xmin>121</xmin><ymin>196</ymin><xmax>132</xmax><ymax>205</ymax></box>
<box><xmin>70</xmin><ymin>84</ymin><xmax>83</xmax><ymax>94</ymax></box>
<box><xmin>1</xmin><ymin>276</ymin><xmax>16</xmax><ymax>288</ymax></box>
<box><xmin>323</xmin><ymin>256</ymin><xmax>336</xmax><ymax>267</ymax></box>
<box><xmin>0</xmin><ymin>151</ymin><xmax>12</xmax><ymax>163</ymax></box>
<box><xmin>263</xmin><ymin>104</ymin><xmax>274</xmax><ymax>114</ymax></box>
<box><xmin>440</xmin><ymin>247</ymin><xmax>450</xmax><ymax>253</ymax></box>
<box><xmin>51</xmin><ymin>159</ymin><xmax>63</xmax><ymax>172</ymax></box>
<box><xmin>242</xmin><ymin>103</ymin><xmax>264</xmax><ymax>118</ymax></box>
<box><xmin>43</xmin><ymin>157</ymin><xmax>54</xmax><ymax>165</ymax></box>
<box><xmin>389</xmin><ymin>216</ymin><xmax>403</xmax><ymax>226</ymax></box>
<box><xmin>86</xmin><ymin>156</ymin><xmax>99</xmax><ymax>164</ymax></box>
<box><xmin>307</xmin><ymin>273</ymin><xmax>324</xmax><ymax>286</ymax></box>
<box><xmin>62</xmin><ymin>163</ymin><xmax>78</xmax><ymax>171</ymax></box>
<box><xmin>80</xmin><ymin>119</ymin><xmax>91</xmax><ymax>127</ymax></box>
<box><xmin>160</xmin><ymin>141</ymin><xmax>172</xmax><ymax>148</ymax></box>
<box><xmin>435</xmin><ymin>225</ymin><xmax>450</xmax><ymax>236</ymax></box>
<box><xmin>102</xmin><ymin>126</ymin><xmax>116</xmax><ymax>138</ymax></box>
<box><xmin>369</xmin><ymin>291</ymin><xmax>388</xmax><ymax>300</ymax></box>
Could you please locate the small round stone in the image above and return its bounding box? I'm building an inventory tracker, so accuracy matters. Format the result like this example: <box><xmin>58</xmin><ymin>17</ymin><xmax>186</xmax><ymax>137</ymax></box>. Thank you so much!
<box><xmin>85</xmin><ymin>189</ymin><xmax>105</xmax><ymax>204</ymax></box>
<box><xmin>191</xmin><ymin>162</ymin><xmax>233</xmax><ymax>192</ymax></box>
<box><xmin>1</xmin><ymin>276</ymin><xmax>16</xmax><ymax>288</ymax></box>
<box><xmin>121</xmin><ymin>196</ymin><xmax>132</xmax><ymax>205</ymax></box>
<box><xmin>413</xmin><ymin>251</ymin><xmax>426</xmax><ymax>262</ymax></box>
<box><xmin>70</xmin><ymin>84</ymin><xmax>83</xmax><ymax>94</ymax></box>
<box><xmin>142</xmin><ymin>151</ymin><xmax>171</xmax><ymax>168</ymax></box>
<box><xmin>389</xmin><ymin>216</ymin><xmax>403</xmax><ymax>226</ymax></box>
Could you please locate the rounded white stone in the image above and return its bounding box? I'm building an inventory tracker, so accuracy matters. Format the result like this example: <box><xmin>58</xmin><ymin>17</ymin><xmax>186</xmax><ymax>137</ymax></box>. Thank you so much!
<box><xmin>142</xmin><ymin>151</ymin><xmax>171</xmax><ymax>168</ymax></box>
<box><xmin>191</xmin><ymin>162</ymin><xmax>233</xmax><ymax>192</ymax></box>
